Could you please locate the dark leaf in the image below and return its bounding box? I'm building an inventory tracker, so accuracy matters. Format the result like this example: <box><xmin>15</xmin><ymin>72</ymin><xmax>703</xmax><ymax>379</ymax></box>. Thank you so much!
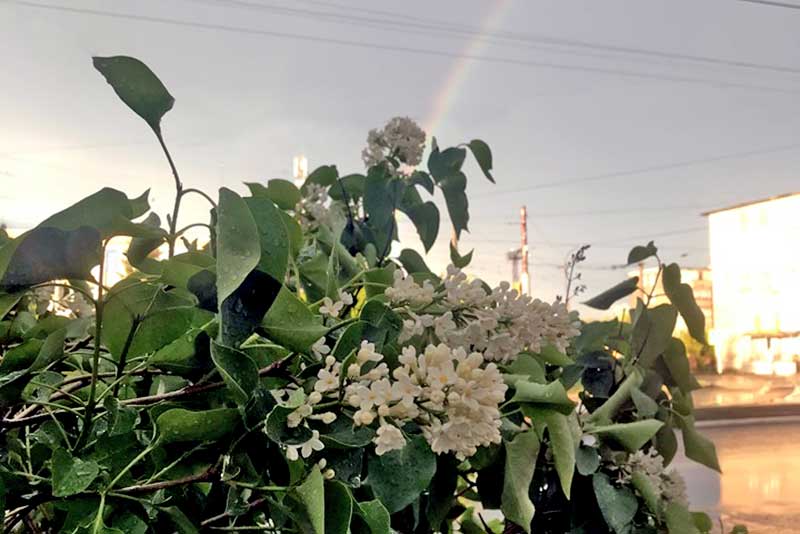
<box><xmin>467</xmin><ymin>139</ymin><xmax>494</xmax><ymax>183</ymax></box>
<box><xmin>93</xmin><ymin>55</ymin><xmax>174</xmax><ymax>132</ymax></box>
<box><xmin>583</xmin><ymin>277</ymin><xmax>639</xmax><ymax>310</ymax></box>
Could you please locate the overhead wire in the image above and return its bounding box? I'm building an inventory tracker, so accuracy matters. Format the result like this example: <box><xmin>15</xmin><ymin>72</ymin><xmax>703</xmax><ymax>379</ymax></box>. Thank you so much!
<box><xmin>7</xmin><ymin>1</ymin><xmax>800</xmax><ymax>96</ymax></box>
<box><xmin>207</xmin><ymin>0</ymin><xmax>800</xmax><ymax>77</ymax></box>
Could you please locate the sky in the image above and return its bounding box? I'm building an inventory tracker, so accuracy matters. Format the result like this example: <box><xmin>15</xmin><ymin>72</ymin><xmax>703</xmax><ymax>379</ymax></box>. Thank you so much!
<box><xmin>2</xmin><ymin>0</ymin><xmax>800</xmax><ymax>315</ymax></box>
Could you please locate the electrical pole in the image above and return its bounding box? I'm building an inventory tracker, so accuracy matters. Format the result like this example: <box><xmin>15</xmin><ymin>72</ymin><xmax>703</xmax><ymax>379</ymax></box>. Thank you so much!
<box><xmin>520</xmin><ymin>205</ymin><xmax>530</xmax><ymax>295</ymax></box>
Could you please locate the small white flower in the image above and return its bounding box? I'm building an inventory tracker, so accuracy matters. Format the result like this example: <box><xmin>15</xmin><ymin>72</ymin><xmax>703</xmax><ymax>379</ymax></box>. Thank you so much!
<box><xmin>312</xmin><ymin>337</ymin><xmax>331</xmax><ymax>360</ymax></box>
<box><xmin>374</xmin><ymin>424</ymin><xmax>406</xmax><ymax>455</ymax></box>
<box><xmin>356</xmin><ymin>341</ymin><xmax>382</xmax><ymax>364</ymax></box>
<box><xmin>338</xmin><ymin>290</ymin><xmax>353</xmax><ymax>306</ymax></box>
<box><xmin>315</xmin><ymin>367</ymin><xmax>339</xmax><ymax>393</ymax></box>
<box><xmin>319</xmin><ymin>297</ymin><xmax>344</xmax><ymax>318</ymax></box>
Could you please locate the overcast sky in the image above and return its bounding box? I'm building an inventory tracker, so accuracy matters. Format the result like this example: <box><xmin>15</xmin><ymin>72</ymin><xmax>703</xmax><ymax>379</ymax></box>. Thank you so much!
<box><xmin>2</xmin><ymin>0</ymin><xmax>800</xmax><ymax>311</ymax></box>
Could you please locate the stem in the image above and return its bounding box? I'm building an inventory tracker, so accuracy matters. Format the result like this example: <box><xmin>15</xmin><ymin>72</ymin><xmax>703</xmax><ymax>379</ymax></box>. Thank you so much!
<box><xmin>105</xmin><ymin>443</ymin><xmax>157</xmax><ymax>492</ymax></box>
<box><xmin>112</xmin><ymin>317</ymin><xmax>141</xmax><ymax>397</ymax></box>
<box><xmin>176</xmin><ymin>222</ymin><xmax>213</xmax><ymax>237</ymax></box>
<box><xmin>156</xmin><ymin>130</ymin><xmax>183</xmax><ymax>259</ymax></box>
<box><xmin>182</xmin><ymin>188</ymin><xmax>217</xmax><ymax>208</ymax></box>
<box><xmin>116</xmin><ymin>465</ymin><xmax>217</xmax><ymax>494</ymax></box>
<box><xmin>73</xmin><ymin>243</ymin><xmax>107</xmax><ymax>452</ymax></box>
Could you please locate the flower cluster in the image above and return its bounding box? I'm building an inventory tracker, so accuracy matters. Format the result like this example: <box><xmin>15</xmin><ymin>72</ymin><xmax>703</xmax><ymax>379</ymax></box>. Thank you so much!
<box><xmin>391</xmin><ymin>266</ymin><xmax>581</xmax><ymax>363</ymax></box>
<box><xmin>311</xmin><ymin>341</ymin><xmax>507</xmax><ymax>460</ymax></box>
<box><xmin>621</xmin><ymin>448</ymin><xmax>689</xmax><ymax>506</ymax></box>
<box><xmin>294</xmin><ymin>183</ymin><xmax>331</xmax><ymax>231</ymax></box>
<box><xmin>361</xmin><ymin>116</ymin><xmax>426</xmax><ymax>174</ymax></box>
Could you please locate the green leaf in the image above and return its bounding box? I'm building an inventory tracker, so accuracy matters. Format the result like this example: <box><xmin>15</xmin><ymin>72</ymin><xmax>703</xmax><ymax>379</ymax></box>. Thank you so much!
<box><xmin>246</xmin><ymin>179</ymin><xmax>302</xmax><ymax>210</ymax></box>
<box><xmin>662</xmin><ymin>338</ymin><xmax>700</xmax><ymax>394</ymax></box>
<box><xmin>512</xmin><ymin>380</ymin><xmax>575</xmax><ymax>415</ymax></box>
<box><xmin>0</xmin><ymin>227</ymin><xmax>101</xmax><ymax>291</ymax></box>
<box><xmin>501</xmin><ymin>429</ymin><xmax>540</xmax><ymax>533</ymax></box>
<box><xmin>216</xmin><ymin>187</ymin><xmax>260</xmax><ymax>305</ymax></box>
<box><xmin>324</xmin><ymin>480</ymin><xmax>353</xmax><ymax>534</ymax></box>
<box><xmin>583</xmin><ymin>277</ymin><xmax>639</xmax><ymax>310</ymax></box>
<box><xmin>353</xmin><ymin>499</ymin><xmax>391</xmax><ymax>534</ymax></box>
<box><xmin>627</xmin><ymin>241</ymin><xmax>657</xmax><ymax>265</ymax></box>
<box><xmin>93</xmin><ymin>56</ymin><xmax>174</xmax><ymax>132</ymax></box>
<box><xmin>467</xmin><ymin>139</ymin><xmax>494</xmax><ymax>183</ymax></box>
<box><xmin>51</xmin><ymin>448</ymin><xmax>100</xmax><ymax>497</ymax></box>
<box><xmin>0</xmin><ymin>293</ymin><xmax>21</xmax><ymax>321</ymax></box>
<box><xmin>542</xmin><ymin>411</ymin><xmax>576</xmax><ymax>499</ymax></box>
<box><xmin>102</xmin><ymin>278</ymin><xmax>195</xmax><ymax>360</ymax></box>
<box><xmin>631</xmin><ymin>387</ymin><xmax>659</xmax><ymax>418</ymax></box>
<box><xmin>665</xmin><ymin>501</ymin><xmax>700</xmax><ymax>534</ymax></box>
<box><xmin>535</xmin><ymin>345</ymin><xmax>574</xmax><ymax>366</ymax></box>
<box><xmin>328</xmin><ymin>174</ymin><xmax>366</xmax><ymax>202</ymax></box>
<box><xmin>262</xmin><ymin>286</ymin><xmax>327</xmax><ymax>352</ymax></box>
<box><xmin>41</xmin><ymin>187</ymin><xmax>149</xmax><ymax>236</ymax></box>
<box><xmin>289</xmin><ymin>467</ymin><xmax>325</xmax><ymax>534</ymax></box>
<box><xmin>662</xmin><ymin>263</ymin><xmax>707</xmax><ymax>344</ymax></box>
<box><xmin>396</xmin><ymin>249</ymin><xmax>433</xmax><ymax>276</ymax></box>
<box><xmin>631</xmin><ymin>471</ymin><xmax>661</xmax><ymax>519</ymax></box>
<box><xmin>692</xmin><ymin>512</ymin><xmax>714</xmax><ymax>533</ymax></box>
<box><xmin>360</xmin><ymin>300</ymin><xmax>403</xmax><ymax>351</ymax></box>
<box><xmin>677</xmin><ymin>417</ymin><xmax>721</xmax><ymax>472</ymax></box>
<box><xmin>156</xmin><ymin>407</ymin><xmax>240</xmax><ymax>444</ymax></box>
<box><xmin>449</xmin><ymin>242</ymin><xmax>473</xmax><ymax>268</ymax></box>
<box><xmin>590</xmin><ymin>420</ymin><xmax>663</xmax><ymax>452</ymax></box>
<box><xmin>264</xmin><ymin>405</ymin><xmax>314</xmax><ymax>446</ymax></box>
<box><xmin>439</xmin><ymin>172</ymin><xmax>469</xmax><ymax>240</ymax></box>
<box><xmin>426</xmin><ymin>455</ymin><xmax>459</xmax><ymax>530</ymax></box>
<box><xmin>592</xmin><ymin>473</ymin><xmax>638</xmax><ymax>534</ymax></box>
<box><xmin>428</xmin><ymin>144</ymin><xmax>466</xmax><ymax>182</ymax></box>
<box><xmin>401</xmin><ymin>200</ymin><xmax>440</xmax><ymax>252</ymax></box>
<box><xmin>112</xmin><ymin>513</ymin><xmax>148</xmax><ymax>534</ymax></box>
<box><xmin>575</xmin><ymin>444</ymin><xmax>600</xmax><ymax>475</ymax></box>
<box><xmin>304</xmin><ymin>165</ymin><xmax>338</xmax><ymax>191</ymax></box>
<box><xmin>245</xmin><ymin>196</ymin><xmax>290</xmax><ymax>281</ymax></box>
<box><xmin>366</xmin><ymin>436</ymin><xmax>436</xmax><ymax>513</ymax></box>
<box><xmin>210</xmin><ymin>341</ymin><xmax>259</xmax><ymax>405</ymax></box>
<box><xmin>127</xmin><ymin>212</ymin><xmax>165</xmax><ymax>272</ymax></box>
<box><xmin>161</xmin><ymin>506</ymin><xmax>200</xmax><ymax>534</ymax></box>
<box><xmin>631</xmin><ymin>304</ymin><xmax>678</xmax><ymax>368</ymax></box>
<box><xmin>408</xmin><ymin>171</ymin><xmax>434</xmax><ymax>195</ymax></box>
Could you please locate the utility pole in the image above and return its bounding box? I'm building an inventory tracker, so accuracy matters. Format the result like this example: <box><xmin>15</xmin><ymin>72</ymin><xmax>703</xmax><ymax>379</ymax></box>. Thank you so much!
<box><xmin>520</xmin><ymin>205</ymin><xmax>530</xmax><ymax>295</ymax></box>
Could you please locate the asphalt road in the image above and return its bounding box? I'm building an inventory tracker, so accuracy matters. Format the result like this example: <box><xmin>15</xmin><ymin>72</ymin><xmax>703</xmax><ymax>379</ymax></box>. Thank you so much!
<box><xmin>674</xmin><ymin>419</ymin><xmax>800</xmax><ymax>534</ymax></box>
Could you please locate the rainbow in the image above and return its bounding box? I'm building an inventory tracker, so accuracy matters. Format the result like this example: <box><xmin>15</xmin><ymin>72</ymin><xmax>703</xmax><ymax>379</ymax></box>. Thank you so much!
<box><xmin>424</xmin><ymin>0</ymin><xmax>514</xmax><ymax>136</ymax></box>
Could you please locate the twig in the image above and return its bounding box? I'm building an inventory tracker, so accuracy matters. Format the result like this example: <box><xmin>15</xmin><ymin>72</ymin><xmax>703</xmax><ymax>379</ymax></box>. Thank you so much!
<box><xmin>116</xmin><ymin>466</ymin><xmax>217</xmax><ymax>494</ymax></box>
<box><xmin>199</xmin><ymin>497</ymin><xmax>268</xmax><ymax>526</ymax></box>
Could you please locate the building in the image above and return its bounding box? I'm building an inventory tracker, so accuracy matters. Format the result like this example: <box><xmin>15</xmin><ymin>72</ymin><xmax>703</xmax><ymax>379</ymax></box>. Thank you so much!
<box><xmin>628</xmin><ymin>265</ymin><xmax>714</xmax><ymax>333</ymax></box>
<box><xmin>705</xmin><ymin>192</ymin><xmax>800</xmax><ymax>376</ymax></box>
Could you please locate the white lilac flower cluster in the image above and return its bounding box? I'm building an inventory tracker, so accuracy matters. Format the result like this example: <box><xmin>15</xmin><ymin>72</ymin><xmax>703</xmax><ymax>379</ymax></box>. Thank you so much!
<box><xmin>294</xmin><ymin>183</ymin><xmax>331</xmax><ymax>231</ymax></box>
<box><xmin>393</xmin><ymin>266</ymin><xmax>581</xmax><ymax>364</ymax></box>
<box><xmin>308</xmin><ymin>341</ymin><xmax>507</xmax><ymax>460</ymax></box>
<box><xmin>621</xmin><ymin>448</ymin><xmax>689</xmax><ymax>506</ymax></box>
<box><xmin>361</xmin><ymin>116</ymin><xmax>426</xmax><ymax>174</ymax></box>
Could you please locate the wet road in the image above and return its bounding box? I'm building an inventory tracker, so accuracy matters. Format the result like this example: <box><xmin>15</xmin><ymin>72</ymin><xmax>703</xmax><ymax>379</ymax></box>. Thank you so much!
<box><xmin>674</xmin><ymin>419</ymin><xmax>800</xmax><ymax>534</ymax></box>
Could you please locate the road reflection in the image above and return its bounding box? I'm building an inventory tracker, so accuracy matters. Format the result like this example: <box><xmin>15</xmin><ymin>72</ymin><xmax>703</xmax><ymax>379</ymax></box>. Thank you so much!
<box><xmin>674</xmin><ymin>419</ymin><xmax>800</xmax><ymax>533</ymax></box>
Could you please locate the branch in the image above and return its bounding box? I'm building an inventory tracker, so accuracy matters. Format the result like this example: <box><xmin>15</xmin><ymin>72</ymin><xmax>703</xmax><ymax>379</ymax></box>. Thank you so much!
<box><xmin>116</xmin><ymin>466</ymin><xmax>217</xmax><ymax>494</ymax></box>
<box><xmin>200</xmin><ymin>497</ymin><xmax>269</xmax><ymax>527</ymax></box>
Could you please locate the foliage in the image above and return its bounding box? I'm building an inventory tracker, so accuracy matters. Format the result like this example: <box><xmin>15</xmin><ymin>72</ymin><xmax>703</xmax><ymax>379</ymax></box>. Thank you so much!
<box><xmin>0</xmin><ymin>55</ymin><xmax>732</xmax><ymax>534</ymax></box>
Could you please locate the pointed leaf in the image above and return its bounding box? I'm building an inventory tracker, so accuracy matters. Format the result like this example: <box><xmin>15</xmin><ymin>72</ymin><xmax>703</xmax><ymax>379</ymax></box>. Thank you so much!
<box><xmin>590</xmin><ymin>420</ymin><xmax>663</xmax><ymax>452</ymax></box>
<box><xmin>216</xmin><ymin>187</ymin><xmax>260</xmax><ymax>304</ymax></box>
<box><xmin>583</xmin><ymin>277</ymin><xmax>639</xmax><ymax>310</ymax></box>
<box><xmin>501</xmin><ymin>429</ymin><xmax>540</xmax><ymax>533</ymax></box>
<box><xmin>210</xmin><ymin>341</ymin><xmax>259</xmax><ymax>405</ymax></box>
<box><xmin>662</xmin><ymin>263</ymin><xmax>707</xmax><ymax>344</ymax></box>
<box><xmin>592</xmin><ymin>473</ymin><xmax>638</xmax><ymax>534</ymax></box>
<box><xmin>449</xmin><ymin>242</ymin><xmax>473</xmax><ymax>268</ymax></box>
<box><xmin>156</xmin><ymin>407</ymin><xmax>240</xmax><ymax>444</ymax></box>
<box><xmin>93</xmin><ymin>56</ymin><xmax>174</xmax><ymax>132</ymax></box>
<box><xmin>467</xmin><ymin>139</ymin><xmax>494</xmax><ymax>183</ymax></box>
<box><xmin>627</xmin><ymin>241</ymin><xmax>657</xmax><ymax>265</ymax></box>
<box><xmin>51</xmin><ymin>449</ymin><xmax>100</xmax><ymax>497</ymax></box>
<box><xmin>262</xmin><ymin>286</ymin><xmax>327</xmax><ymax>352</ymax></box>
<box><xmin>366</xmin><ymin>436</ymin><xmax>436</xmax><ymax>513</ymax></box>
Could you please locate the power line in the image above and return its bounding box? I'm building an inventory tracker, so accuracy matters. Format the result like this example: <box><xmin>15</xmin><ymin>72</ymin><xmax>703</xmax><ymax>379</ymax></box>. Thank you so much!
<box><xmin>209</xmin><ymin>0</ymin><xmax>800</xmax><ymax>77</ymax></box>
<box><xmin>738</xmin><ymin>0</ymin><xmax>800</xmax><ymax>9</ymax></box>
<box><xmin>464</xmin><ymin>226</ymin><xmax>707</xmax><ymax>250</ymax></box>
<box><xmin>8</xmin><ymin>1</ymin><xmax>800</xmax><ymax>96</ymax></box>
<box><xmin>477</xmin><ymin>142</ymin><xmax>800</xmax><ymax>196</ymax></box>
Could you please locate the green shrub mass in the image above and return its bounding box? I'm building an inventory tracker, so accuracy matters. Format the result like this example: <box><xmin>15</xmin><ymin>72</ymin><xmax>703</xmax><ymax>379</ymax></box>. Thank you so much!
<box><xmin>0</xmin><ymin>56</ymin><xmax>742</xmax><ymax>534</ymax></box>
